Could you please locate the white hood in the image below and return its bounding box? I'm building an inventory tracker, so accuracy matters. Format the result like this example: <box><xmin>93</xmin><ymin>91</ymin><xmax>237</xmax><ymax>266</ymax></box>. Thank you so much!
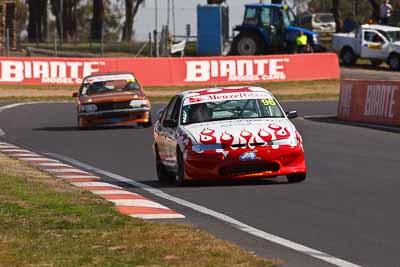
<box><xmin>393</xmin><ymin>42</ymin><xmax>400</xmax><ymax>51</ymax></box>
<box><xmin>181</xmin><ymin>118</ymin><xmax>296</xmax><ymax>146</ymax></box>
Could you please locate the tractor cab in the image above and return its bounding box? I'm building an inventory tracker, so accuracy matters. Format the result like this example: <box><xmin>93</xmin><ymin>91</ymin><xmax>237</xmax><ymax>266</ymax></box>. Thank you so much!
<box><xmin>231</xmin><ymin>3</ymin><xmax>321</xmax><ymax>55</ymax></box>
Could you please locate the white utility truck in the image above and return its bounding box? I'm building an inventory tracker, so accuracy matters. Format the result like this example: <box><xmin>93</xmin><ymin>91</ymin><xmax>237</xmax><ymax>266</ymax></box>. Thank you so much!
<box><xmin>332</xmin><ymin>24</ymin><xmax>400</xmax><ymax>70</ymax></box>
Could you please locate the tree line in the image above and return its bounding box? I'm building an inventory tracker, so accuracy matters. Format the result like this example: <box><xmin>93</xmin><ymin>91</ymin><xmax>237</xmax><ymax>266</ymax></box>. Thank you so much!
<box><xmin>22</xmin><ymin>0</ymin><xmax>399</xmax><ymax>44</ymax></box>
<box><xmin>25</xmin><ymin>0</ymin><xmax>144</xmax><ymax>43</ymax></box>
<box><xmin>311</xmin><ymin>0</ymin><xmax>399</xmax><ymax>31</ymax></box>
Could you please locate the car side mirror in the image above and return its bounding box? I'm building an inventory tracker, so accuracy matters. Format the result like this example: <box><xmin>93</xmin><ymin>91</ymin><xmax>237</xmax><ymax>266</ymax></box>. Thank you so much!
<box><xmin>157</xmin><ymin>107</ymin><xmax>166</xmax><ymax>120</ymax></box>
<box><xmin>163</xmin><ymin>119</ymin><xmax>177</xmax><ymax>128</ymax></box>
<box><xmin>72</xmin><ymin>92</ymin><xmax>79</xmax><ymax>97</ymax></box>
<box><xmin>286</xmin><ymin>111</ymin><xmax>298</xmax><ymax>119</ymax></box>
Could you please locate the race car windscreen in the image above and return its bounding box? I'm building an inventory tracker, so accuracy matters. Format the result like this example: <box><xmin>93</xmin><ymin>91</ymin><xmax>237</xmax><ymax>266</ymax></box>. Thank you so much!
<box><xmin>80</xmin><ymin>75</ymin><xmax>141</xmax><ymax>95</ymax></box>
<box><xmin>181</xmin><ymin>95</ymin><xmax>285</xmax><ymax>125</ymax></box>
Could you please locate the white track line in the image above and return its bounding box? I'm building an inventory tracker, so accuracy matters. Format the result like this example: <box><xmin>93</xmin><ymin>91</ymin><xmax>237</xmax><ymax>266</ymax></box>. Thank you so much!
<box><xmin>71</xmin><ymin>182</ymin><xmax>122</xmax><ymax>188</ymax></box>
<box><xmin>0</xmin><ymin>102</ymin><xmax>69</xmax><ymax>113</ymax></box>
<box><xmin>0</xmin><ymin>149</ymin><xmax>32</xmax><ymax>153</ymax></box>
<box><xmin>91</xmin><ymin>190</ymin><xmax>139</xmax><ymax>195</ymax></box>
<box><xmin>56</xmin><ymin>175</ymin><xmax>99</xmax><ymax>179</ymax></box>
<box><xmin>11</xmin><ymin>153</ymin><xmax>41</xmax><ymax>157</ymax></box>
<box><xmin>46</xmin><ymin>168</ymin><xmax>90</xmax><ymax>174</ymax></box>
<box><xmin>130</xmin><ymin>214</ymin><xmax>186</xmax><ymax>219</ymax></box>
<box><xmin>48</xmin><ymin>152</ymin><xmax>361</xmax><ymax>267</ymax></box>
<box><xmin>0</xmin><ymin>103</ymin><xmax>28</xmax><ymax>112</ymax></box>
<box><xmin>36</xmin><ymin>162</ymin><xmax>73</xmax><ymax>167</ymax></box>
<box><xmin>0</xmin><ymin>145</ymin><xmax>17</xmax><ymax>149</ymax></box>
<box><xmin>110</xmin><ymin>199</ymin><xmax>168</xmax><ymax>209</ymax></box>
<box><xmin>20</xmin><ymin>157</ymin><xmax>60</xmax><ymax>162</ymax></box>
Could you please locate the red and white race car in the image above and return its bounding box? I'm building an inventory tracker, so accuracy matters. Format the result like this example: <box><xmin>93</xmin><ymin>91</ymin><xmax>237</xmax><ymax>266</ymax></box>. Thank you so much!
<box><xmin>153</xmin><ymin>86</ymin><xmax>306</xmax><ymax>184</ymax></box>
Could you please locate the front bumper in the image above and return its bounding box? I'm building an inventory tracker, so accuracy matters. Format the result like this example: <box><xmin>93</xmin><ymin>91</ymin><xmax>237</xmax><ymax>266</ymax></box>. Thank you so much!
<box><xmin>78</xmin><ymin>107</ymin><xmax>151</xmax><ymax>126</ymax></box>
<box><xmin>183</xmin><ymin>145</ymin><xmax>306</xmax><ymax>180</ymax></box>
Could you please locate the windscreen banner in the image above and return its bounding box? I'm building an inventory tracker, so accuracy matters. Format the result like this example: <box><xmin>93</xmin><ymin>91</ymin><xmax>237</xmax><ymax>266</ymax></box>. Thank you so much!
<box><xmin>0</xmin><ymin>53</ymin><xmax>339</xmax><ymax>86</ymax></box>
<box><xmin>338</xmin><ymin>79</ymin><xmax>400</xmax><ymax>126</ymax></box>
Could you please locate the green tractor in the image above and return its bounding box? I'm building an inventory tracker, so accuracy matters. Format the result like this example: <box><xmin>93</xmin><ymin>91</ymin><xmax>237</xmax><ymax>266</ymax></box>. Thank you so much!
<box><xmin>231</xmin><ymin>3</ymin><xmax>323</xmax><ymax>55</ymax></box>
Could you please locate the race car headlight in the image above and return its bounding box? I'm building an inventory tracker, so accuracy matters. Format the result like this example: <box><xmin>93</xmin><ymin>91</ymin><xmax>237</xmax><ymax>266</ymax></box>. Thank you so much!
<box><xmin>81</xmin><ymin>104</ymin><xmax>97</xmax><ymax>113</ymax></box>
<box><xmin>268</xmin><ymin>137</ymin><xmax>298</xmax><ymax>146</ymax></box>
<box><xmin>192</xmin><ymin>144</ymin><xmax>227</xmax><ymax>153</ymax></box>
<box><xmin>130</xmin><ymin>99</ymin><xmax>149</xmax><ymax>108</ymax></box>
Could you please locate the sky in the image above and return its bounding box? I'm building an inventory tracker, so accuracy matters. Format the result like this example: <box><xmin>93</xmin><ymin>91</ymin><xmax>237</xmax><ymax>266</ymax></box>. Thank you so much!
<box><xmin>133</xmin><ymin>0</ymin><xmax>309</xmax><ymax>41</ymax></box>
<box><xmin>133</xmin><ymin>0</ymin><xmax>249</xmax><ymax>41</ymax></box>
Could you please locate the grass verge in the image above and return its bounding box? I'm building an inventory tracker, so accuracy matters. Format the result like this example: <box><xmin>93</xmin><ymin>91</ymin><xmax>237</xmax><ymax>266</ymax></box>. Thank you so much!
<box><xmin>0</xmin><ymin>80</ymin><xmax>339</xmax><ymax>103</ymax></box>
<box><xmin>0</xmin><ymin>153</ymin><xmax>279</xmax><ymax>267</ymax></box>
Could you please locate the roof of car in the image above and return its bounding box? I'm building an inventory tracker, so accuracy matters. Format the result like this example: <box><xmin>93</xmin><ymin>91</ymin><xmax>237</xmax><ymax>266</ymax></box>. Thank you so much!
<box><xmin>361</xmin><ymin>24</ymin><xmax>400</xmax><ymax>31</ymax></box>
<box><xmin>83</xmin><ymin>72</ymin><xmax>135</xmax><ymax>80</ymax></box>
<box><xmin>245</xmin><ymin>3</ymin><xmax>283</xmax><ymax>8</ymax></box>
<box><xmin>178</xmin><ymin>86</ymin><xmax>273</xmax><ymax>98</ymax></box>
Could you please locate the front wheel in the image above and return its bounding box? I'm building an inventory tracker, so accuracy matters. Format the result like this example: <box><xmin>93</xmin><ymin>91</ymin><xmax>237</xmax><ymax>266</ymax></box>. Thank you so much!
<box><xmin>155</xmin><ymin>146</ymin><xmax>174</xmax><ymax>183</ymax></box>
<box><xmin>388</xmin><ymin>54</ymin><xmax>400</xmax><ymax>71</ymax></box>
<box><xmin>287</xmin><ymin>173</ymin><xmax>306</xmax><ymax>183</ymax></box>
<box><xmin>77</xmin><ymin>117</ymin><xmax>87</xmax><ymax>130</ymax></box>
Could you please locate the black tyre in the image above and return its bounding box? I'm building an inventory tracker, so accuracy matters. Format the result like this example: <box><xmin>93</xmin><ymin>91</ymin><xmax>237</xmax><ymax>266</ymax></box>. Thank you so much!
<box><xmin>388</xmin><ymin>54</ymin><xmax>400</xmax><ymax>70</ymax></box>
<box><xmin>287</xmin><ymin>173</ymin><xmax>306</xmax><ymax>183</ymax></box>
<box><xmin>176</xmin><ymin>150</ymin><xmax>187</xmax><ymax>185</ymax></box>
<box><xmin>370</xmin><ymin>59</ymin><xmax>383</xmax><ymax>67</ymax></box>
<box><xmin>155</xmin><ymin>145</ymin><xmax>174</xmax><ymax>183</ymax></box>
<box><xmin>234</xmin><ymin>33</ymin><xmax>264</xmax><ymax>56</ymax></box>
<box><xmin>340</xmin><ymin>48</ymin><xmax>356</xmax><ymax>66</ymax></box>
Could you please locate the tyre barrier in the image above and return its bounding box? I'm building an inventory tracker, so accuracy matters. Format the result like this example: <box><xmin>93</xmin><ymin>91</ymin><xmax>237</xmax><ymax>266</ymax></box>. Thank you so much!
<box><xmin>338</xmin><ymin>79</ymin><xmax>400</xmax><ymax>126</ymax></box>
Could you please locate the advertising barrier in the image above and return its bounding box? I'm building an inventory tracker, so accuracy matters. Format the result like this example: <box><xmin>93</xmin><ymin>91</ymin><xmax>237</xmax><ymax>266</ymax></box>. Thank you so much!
<box><xmin>338</xmin><ymin>79</ymin><xmax>400</xmax><ymax>126</ymax></box>
<box><xmin>0</xmin><ymin>53</ymin><xmax>339</xmax><ymax>87</ymax></box>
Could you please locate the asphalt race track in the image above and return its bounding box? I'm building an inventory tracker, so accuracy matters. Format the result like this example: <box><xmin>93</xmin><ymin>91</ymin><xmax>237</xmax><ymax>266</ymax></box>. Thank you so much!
<box><xmin>1</xmin><ymin>101</ymin><xmax>399</xmax><ymax>267</ymax></box>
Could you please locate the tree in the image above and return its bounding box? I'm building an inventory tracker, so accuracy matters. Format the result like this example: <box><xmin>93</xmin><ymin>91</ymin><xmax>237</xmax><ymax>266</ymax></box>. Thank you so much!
<box><xmin>367</xmin><ymin>0</ymin><xmax>380</xmax><ymax>22</ymax></box>
<box><xmin>90</xmin><ymin>0</ymin><xmax>104</xmax><ymax>41</ymax></box>
<box><xmin>63</xmin><ymin>0</ymin><xmax>78</xmax><ymax>41</ymax></box>
<box><xmin>122</xmin><ymin>0</ymin><xmax>144</xmax><ymax>41</ymax></box>
<box><xmin>50</xmin><ymin>0</ymin><xmax>78</xmax><ymax>42</ymax></box>
<box><xmin>15</xmin><ymin>0</ymin><xmax>28</xmax><ymax>41</ymax></box>
<box><xmin>27</xmin><ymin>0</ymin><xmax>47</xmax><ymax>42</ymax></box>
<box><xmin>332</xmin><ymin>0</ymin><xmax>342</xmax><ymax>32</ymax></box>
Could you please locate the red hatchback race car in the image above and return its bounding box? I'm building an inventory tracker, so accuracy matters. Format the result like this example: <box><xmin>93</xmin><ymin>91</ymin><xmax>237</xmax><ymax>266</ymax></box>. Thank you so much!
<box><xmin>153</xmin><ymin>86</ymin><xmax>306</xmax><ymax>184</ymax></box>
<box><xmin>73</xmin><ymin>72</ymin><xmax>151</xmax><ymax>129</ymax></box>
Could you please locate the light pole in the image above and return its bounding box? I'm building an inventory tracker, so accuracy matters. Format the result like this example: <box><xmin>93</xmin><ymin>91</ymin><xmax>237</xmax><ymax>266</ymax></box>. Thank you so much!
<box><xmin>155</xmin><ymin>0</ymin><xmax>159</xmax><ymax>57</ymax></box>
<box><xmin>155</xmin><ymin>0</ymin><xmax>158</xmax><ymax>33</ymax></box>
<box><xmin>172</xmin><ymin>0</ymin><xmax>175</xmax><ymax>41</ymax></box>
<box><xmin>59</xmin><ymin>0</ymin><xmax>63</xmax><ymax>48</ymax></box>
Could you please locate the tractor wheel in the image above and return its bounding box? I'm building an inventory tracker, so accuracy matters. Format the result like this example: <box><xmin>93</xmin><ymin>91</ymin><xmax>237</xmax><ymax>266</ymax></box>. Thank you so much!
<box><xmin>340</xmin><ymin>47</ymin><xmax>356</xmax><ymax>66</ymax></box>
<box><xmin>388</xmin><ymin>53</ymin><xmax>400</xmax><ymax>71</ymax></box>
<box><xmin>234</xmin><ymin>33</ymin><xmax>264</xmax><ymax>56</ymax></box>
